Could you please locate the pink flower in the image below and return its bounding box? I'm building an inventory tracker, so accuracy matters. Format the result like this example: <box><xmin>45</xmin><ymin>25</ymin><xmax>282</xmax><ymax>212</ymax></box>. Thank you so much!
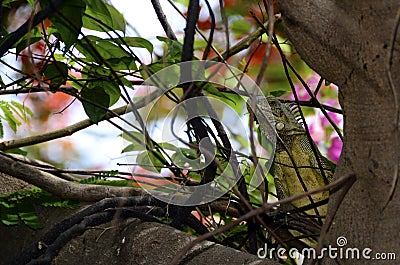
<box><xmin>291</xmin><ymin>83</ymin><xmax>313</xmax><ymax>101</ymax></box>
<box><xmin>327</xmin><ymin>135</ymin><xmax>342</xmax><ymax>163</ymax></box>
<box><xmin>290</xmin><ymin>74</ymin><xmax>323</xmax><ymax>101</ymax></box>
<box><xmin>306</xmin><ymin>112</ymin><xmax>325</xmax><ymax>144</ymax></box>
<box><xmin>320</xmin><ymin>100</ymin><xmax>342</xmax><ymax>128</ymax></box>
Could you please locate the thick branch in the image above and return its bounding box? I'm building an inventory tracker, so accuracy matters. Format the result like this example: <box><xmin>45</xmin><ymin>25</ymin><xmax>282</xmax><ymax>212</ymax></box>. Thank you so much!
<box><xmin>0</xmin><ymin>152</ymin><xmax>145</xmax><ymax>202</ymax></box>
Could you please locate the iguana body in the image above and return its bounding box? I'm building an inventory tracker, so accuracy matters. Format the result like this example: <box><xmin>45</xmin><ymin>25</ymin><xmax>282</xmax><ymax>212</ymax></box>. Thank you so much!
<box><xmin>251</xmin><ymin>96</ymin><xmax>335</xmax><ymax>218</ymax></box>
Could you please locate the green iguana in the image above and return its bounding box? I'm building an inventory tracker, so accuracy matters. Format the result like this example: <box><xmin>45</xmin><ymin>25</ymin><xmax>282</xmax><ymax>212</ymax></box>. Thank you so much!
<box><xmin>249</xmin><ymin>96</ymin><xmax>335</xmax><ymax>219</ymax></box>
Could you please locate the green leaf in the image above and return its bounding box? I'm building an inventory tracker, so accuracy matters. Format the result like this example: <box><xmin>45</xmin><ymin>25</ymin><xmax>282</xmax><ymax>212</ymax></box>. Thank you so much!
<box><xmin>81</xmin><ymin>86</ymin><xmax>110</xmax><ymax>123</ymax></box>
<box><xmin>10</xmin><ymin>101</ymin><xmax>34</xmax><ymax>121</ymax></box>
<box><xmin>231</xmin><ymin>19</ymin><xmax>253</xmax><ymax>38</ymax></box>
<box><xmin>202</xmin><ymin>82</ymin><xmax>231</xmax><ymax>100</ymax></box>
<box><xmin>157</xmin><ymin>36</ymin><xmax>183</xmax><ymax>62</ymax></box>
<box><xmin>0</xmin><ymin>104</ymin><xmax>20</xmax><ymax>133</ymax></box>
<box><xmin>82</xmin><ymin>63</ymin><xmax>112</xmax><ymax>78</ymax></box>
<box><xmin>218</xmin><ymin>92</ymin><xmax>244</xmax><ymax>114</ymax></box>
<box><xmin>121</xmin><ymin>130</ymin><xmax>144</xmax><ymax>142</ymax></box>
<box><xmin>1</xmin><ymin>213</ymin><xmax>19</xmax><ymax>226</ymax></box>
<box><xmin>121</xmin><ymin>131</ymin><xmax>146</xmax><ymax>152</ymax></box>
<box><xmin>27</xmin><ymin>0</ymin><xmax>35</xmax><ymax>7</ymax></box>
<box><xmin>95</xmin><ymin>80</ymin><xmax>121</xmax><ymax>106</ymax></box>
<box><xmin>0</xmin><ymin>188</ymin><xmax>78</xmax><ymax>229</ymax></box>
<box><xmin>76</xmin><ymin>36</ymin><xmax>136</xmax><ymax>68</ymax></box>
<box><xmin>2</xmin><ymin>0</ymin><xmax>22</xmax><ymax>7</ymax></box>
<box><xmin>19</xmin><ymin>211</ymin><xmax>44</xmax><ymax>230</ymax></box>
<box><xmin>83</xmin><ymin>0</ymin><xmax>125</xmax><ymax>32</ymax></box>
<box><xmin>158</xmin><ymin>142</ymin><xmax>178</xmax><ymax>151</ymax></box>
<box><xmin>43</xmin><ymin>62</ymin><xmax>68</xmax><ymax>89</ymax></box>
<box><xmin>105</xmin><ymin>4</ymin><xmax>126</xmax><ymax>31</ymax></box>
<box><xmin>172</xmin><ymin>0</ymin><xmax>189</xmax><ymax>5</ymax></box>
<box><xmin>106</xmin><ymin>57</ymin><xmax>137</xmax><ymax>71</ymax></box>
<box><xmin>4</xmin><ymin>148</ymin><xmax>28</xmax><ymax>156</ymax></box>
<box><xmin>118</xmin><ymin>37</ymin><xmax>153</xmax><ymax>54</ymax></box>
<box><xmin>41</xmin><ymin>0</ymin><xmax>86</xmax><ymax>50</ymax></box>
<box><xmin>122</xmin><ymin>144</ymin><xmax>137</xmax><ymax>153</ymax></box>
<box><xmin>140</xmin><ymin>61</ymin><xmax>180</xmax><ymax>86</ymax></box>
<box><xmin>140</xmin><ymin>61</ymin><xmax>169</xmax><ymax>79</ymax></box>
<box><xmin>171</xmin><ymin>148</ymin><xmax>200</xmax><ymax>168</ymax></box>
<box><xmin>270</xmin><ymin>90</ymin><xmax>288</xmax><ymax>97</ymax></box>
<box><xmin>136</xmin><ymin>150</ymin><xmax>165</xmax><ymax>173</ymax></box>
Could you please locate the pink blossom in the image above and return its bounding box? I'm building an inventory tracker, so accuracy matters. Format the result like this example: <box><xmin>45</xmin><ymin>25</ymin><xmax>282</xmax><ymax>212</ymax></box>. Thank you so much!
<box><xmin>321</xmin><ymin>112</ymin><xmax>342</xmax><ymax>128</ymax></box>
<box><xmin>327</xmin><ymin>135</ymin><xmax>342</xmax><ymax>163</ymax></box>
<box><xmin>306</xmin><ymin>112</ymin><xmax>325</xmax><ymax>144</ymax></box>
<box><xmin>290</xmin><ymin>74</ymin><xmax>322</xmax><ymax>101</ymax></box>
<box><xmin>320</xmin><ymin>100</ymin><xmax>342</xmax><ymax>128</ymax></box>
<box><xmin>291</xmin><ymin>83</ymin><xmax>312</xmax><ymax>101</ymax></box>
<box><xmin>324</xmin><ymin>98</ymin><xmax>340</xmax><ymax>108</ymax></box>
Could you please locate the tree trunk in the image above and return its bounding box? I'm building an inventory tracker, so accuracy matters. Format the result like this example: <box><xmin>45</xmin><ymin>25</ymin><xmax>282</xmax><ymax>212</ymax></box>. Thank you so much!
<box><xmin>279</xmin><ymin>0</ymin><xmax>400</xmax><ymax>263</ymax></box>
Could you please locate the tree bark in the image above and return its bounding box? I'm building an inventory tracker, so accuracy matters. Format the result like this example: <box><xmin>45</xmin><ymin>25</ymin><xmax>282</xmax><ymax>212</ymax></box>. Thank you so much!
<box><xmin>279</xmin><ymin>0</ymin><xmax>400</xmax><ymax>263</ymax></box>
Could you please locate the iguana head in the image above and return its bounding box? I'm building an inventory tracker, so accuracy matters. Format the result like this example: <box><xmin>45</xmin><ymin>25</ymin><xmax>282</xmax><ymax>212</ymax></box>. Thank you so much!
<box><xmin>266</xmin><ymin>96</ymin><xmax>304</xmax><ymax>136</ymax></box>
<box><xmin>248</xmin><ymin>96</ymin><xmax>304</xmax><ymax>137</ymax></box>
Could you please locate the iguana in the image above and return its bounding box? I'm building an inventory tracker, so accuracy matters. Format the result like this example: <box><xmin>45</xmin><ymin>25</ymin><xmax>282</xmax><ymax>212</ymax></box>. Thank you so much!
<box><xmin>249</xmin><ymin>96</ymin><xmax>335</xmax><ymax>219</ymax></box>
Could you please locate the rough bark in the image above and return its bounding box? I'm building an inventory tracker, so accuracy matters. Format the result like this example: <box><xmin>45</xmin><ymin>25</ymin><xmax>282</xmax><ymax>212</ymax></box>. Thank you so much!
<box><xmin>279</xmin><ymin>0</ymin><xmax>400</xmax><ymax>263</ymax></box>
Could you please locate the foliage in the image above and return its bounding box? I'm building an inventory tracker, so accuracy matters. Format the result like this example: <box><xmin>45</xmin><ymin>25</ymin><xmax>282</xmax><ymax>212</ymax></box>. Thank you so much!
<box><xmin>78</xmin><ymin>170</ymin><xmax>133</xmax><ymax>187</ymax></box>
<box><xmin>0</xmin><ymin>100</ymin><xmax>33</xmax><ymax>137</ymax></box>
<box><xmin>0</xmin><ymin>187</ymin><xmax>78</xmax><ymax>229</ymax></box>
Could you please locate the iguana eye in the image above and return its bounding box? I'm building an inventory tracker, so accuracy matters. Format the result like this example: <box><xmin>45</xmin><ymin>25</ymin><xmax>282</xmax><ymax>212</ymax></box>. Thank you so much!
<box><xmin>276</xmin><ymin>122</ymin><xmax>284</xmax><ymax>130</ymax></box>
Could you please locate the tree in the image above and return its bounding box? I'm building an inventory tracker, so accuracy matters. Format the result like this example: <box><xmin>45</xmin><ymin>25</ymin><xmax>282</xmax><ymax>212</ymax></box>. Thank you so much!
<box><xmin>0</xmin><ymin>0</ymin><xmax>398</xmax><ymax>264</ymax></box>
<box><xmin>279</xmin><ymin>1</ymin><xmax>399</xmax><ymax>264</ymax></box>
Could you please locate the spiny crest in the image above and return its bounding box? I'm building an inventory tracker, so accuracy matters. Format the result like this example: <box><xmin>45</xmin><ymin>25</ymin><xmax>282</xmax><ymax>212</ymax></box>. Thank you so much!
<box><xmin>284</xmin><ymin>101</ymin><xmax>303</xmax><ymax>125</ymax></box>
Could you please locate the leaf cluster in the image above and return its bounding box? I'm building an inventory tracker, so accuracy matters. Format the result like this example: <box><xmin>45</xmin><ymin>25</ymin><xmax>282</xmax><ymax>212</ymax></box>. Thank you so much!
<box><xmin>0</xmin><ymin>187</ymin><xmax>78</xmax><ymax>229</ymax></box>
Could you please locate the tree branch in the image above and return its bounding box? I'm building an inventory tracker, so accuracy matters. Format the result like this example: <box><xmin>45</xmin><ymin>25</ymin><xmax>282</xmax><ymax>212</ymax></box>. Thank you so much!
<box><xmin>0</xmin><ymin>152</ymin><xmax>145</xmax><ymax>202</ymax></box>
<box><xmin>151</xmin><ymin>0</ymin><xmax>177</xmax><ymax>40</ymax></box>
<box><xmin>211</xmin><ymin>21</ymin><xmax>270</xmax><ymax>61</ymax></box>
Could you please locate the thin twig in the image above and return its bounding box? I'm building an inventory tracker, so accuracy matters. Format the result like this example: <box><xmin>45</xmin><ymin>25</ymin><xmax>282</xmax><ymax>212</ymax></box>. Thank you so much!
<box><xmin>218</xmin><ymin>0</ymin><xmax>230</xmax><ymax>52</ymax></box>
<box><xmin>255</xmin><ymin>1</ymin><xmax>275</xmax><ymax>86</ymax></box>
<box><xmin>201</xmin><ymin>0</ymin><xmax>215</xmax><ymax>60</ymax></box>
